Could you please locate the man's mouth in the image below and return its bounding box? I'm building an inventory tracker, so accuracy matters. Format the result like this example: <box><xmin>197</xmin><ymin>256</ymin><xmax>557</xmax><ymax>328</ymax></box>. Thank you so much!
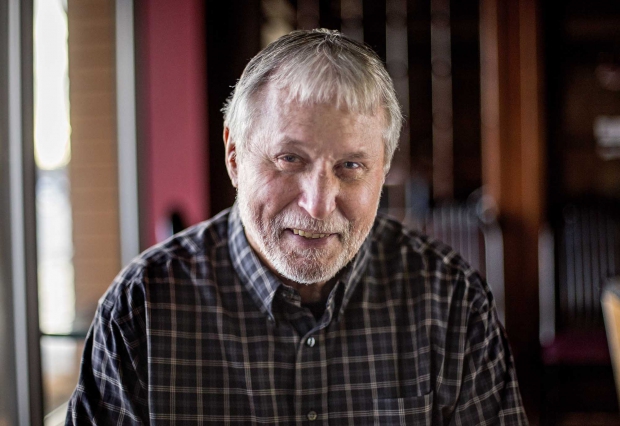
<box><xmin>291</xmin><ymin>229</ymin><xmax>331</xmax><ymax>239</ymax></box>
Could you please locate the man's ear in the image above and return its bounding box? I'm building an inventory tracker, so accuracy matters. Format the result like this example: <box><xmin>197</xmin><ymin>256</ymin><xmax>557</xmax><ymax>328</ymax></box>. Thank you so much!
<box><xmin>223</xmin><ymin>127</ymin><xmax>239</xmax><ymax>188</ymax></box>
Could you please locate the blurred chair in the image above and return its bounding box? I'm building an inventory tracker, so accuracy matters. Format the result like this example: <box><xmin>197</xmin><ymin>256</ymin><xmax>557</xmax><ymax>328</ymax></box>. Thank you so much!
<box><xmin>541</xmin><ymin>204</ymin><xmax>618</xmax><ymax>363</ymax></box>
<box><xmin>602</xmin><ymin>278</ymin><xmax>620</xmax><ymax>412</ymax></box>
<box><xmin>540</xmin><ymin>203</ymin><xmax>620</xmax><ymax>422</ymax></box>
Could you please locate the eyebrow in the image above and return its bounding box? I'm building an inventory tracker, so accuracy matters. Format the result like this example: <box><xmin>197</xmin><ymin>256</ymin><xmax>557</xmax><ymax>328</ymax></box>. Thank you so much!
<box><xmin>278</xmin><ymin>138</ymin><xmax>372</xmax><ymax>160</ymax></box>
<box><xmin>344</xmin><ymin>151</ymin><xmax>371</xmax><ymax>160</ymax></box>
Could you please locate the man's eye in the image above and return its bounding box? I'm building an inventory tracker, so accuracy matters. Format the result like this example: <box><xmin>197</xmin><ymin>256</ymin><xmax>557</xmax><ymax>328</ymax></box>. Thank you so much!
<box><xmin>343</xmin><ymin>161</ymin><xmax>361</xmax><ymax>169</ymax></box>
<box><xmin>281</xmin><ymin>155</ymin><xmax>298</xmax><ymax>163</ymax></box>
<box><xmin>276</xmin><ymin>155</ymin><xmax>303</xmax><ymax>169</ymax></box>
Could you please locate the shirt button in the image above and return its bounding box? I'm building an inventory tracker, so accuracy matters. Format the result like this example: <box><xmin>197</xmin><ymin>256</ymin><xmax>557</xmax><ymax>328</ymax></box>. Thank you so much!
<box><xmin>307</xmin><ymin>410</ymin><xmax>317</xmax><ymax>421</ymax></box>
<box><xmin>306</xmin><ymin>336</ymin><xmax>316</xmax><ymax>347</ymax></box>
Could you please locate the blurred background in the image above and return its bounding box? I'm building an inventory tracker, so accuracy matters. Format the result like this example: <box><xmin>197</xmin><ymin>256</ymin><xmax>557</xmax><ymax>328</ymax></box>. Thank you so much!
<box><xmin>1</xmin><ymin>0</ymin><xmax>620</xmax><ymax>424</ymax></box>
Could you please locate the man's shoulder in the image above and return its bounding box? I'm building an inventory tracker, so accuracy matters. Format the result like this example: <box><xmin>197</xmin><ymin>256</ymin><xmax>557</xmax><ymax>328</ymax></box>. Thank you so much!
<box><xmin>98</xmin><ymin>208</ymin><xmax>232</xmax><ymax>313</ymax></box>
<box><xmin>369</xmin><ymin>213</ymin><xmax>490</xmax><ymax>308</ymax></box>
<box><xmin>370</xmin><ymin>212</ymin><xmax>475</xmax><ymax>273</ymax></box>
<box><xmin>139</xmin><ymin>208</ymin><xmax>231</xmax><ymax>265</ymax></box>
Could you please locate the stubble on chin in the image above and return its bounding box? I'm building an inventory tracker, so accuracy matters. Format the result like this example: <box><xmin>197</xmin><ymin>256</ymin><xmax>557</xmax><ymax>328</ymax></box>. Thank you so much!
<box><xmin>236</xmin><ymin>194</ymin><xmax>373</xmax><ymax>285</ymax></box>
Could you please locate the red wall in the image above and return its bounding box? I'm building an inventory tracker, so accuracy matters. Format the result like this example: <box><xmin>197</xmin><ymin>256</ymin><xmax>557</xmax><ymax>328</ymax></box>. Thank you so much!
<box><xmin>137</xmin><ymin>0</ymin><xmax>209</xmax><ymax>246</ymax></box>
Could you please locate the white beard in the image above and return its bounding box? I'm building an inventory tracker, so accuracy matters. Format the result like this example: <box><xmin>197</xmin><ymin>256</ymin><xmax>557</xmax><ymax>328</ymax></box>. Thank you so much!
<box><xmin>236</xmin><ymin>187</ymin><xmax>375</xmax><ymax>285</ymax></box>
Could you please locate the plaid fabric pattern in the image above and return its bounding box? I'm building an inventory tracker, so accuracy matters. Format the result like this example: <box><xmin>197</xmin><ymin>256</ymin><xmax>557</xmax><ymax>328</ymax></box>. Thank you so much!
<box><xmin>66</xmin><ymin>204</ymin><xmax>528</xmax><ymax>425</ymax></box>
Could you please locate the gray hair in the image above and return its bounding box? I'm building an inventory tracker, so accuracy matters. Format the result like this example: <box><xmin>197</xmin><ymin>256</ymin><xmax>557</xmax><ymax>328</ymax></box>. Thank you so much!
<box><xmin>222</xmin><ymin>29</ymin><xmax>403</xmax><ymax>171</ymax></box>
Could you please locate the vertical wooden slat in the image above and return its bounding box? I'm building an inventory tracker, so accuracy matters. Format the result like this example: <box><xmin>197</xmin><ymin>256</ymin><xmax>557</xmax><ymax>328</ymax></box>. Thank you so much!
<box><xmin>319</xmin><ymin>0</ymin><xmax>341</xmax><ymax>30</ymax></box>
<box><xmin>363</xmin><ymin>0</ymin><xmax>386</xmax><ymax>61</ymax></box>
<box><xmin>206</xmin><ymin>0</ymin><xmax>260</xmax><ymax>216</ymax></box>
<box><xmin>341</xmin><ymin>0</ymin><xmax>363</xmax><ymax>42</ymax></box>
<box><xmin>297</xmin><ymin>0</ymin><xmax>319</xmax><ymax>30</ymax></box>
<box><xmin>385</xmin><ymin>0</ymin><xmax>409</xmax><ymax>208</ymax></box>
<box><xmin>480</xmin><ymin>0</ymin><xmax>502</xmax><ymax>207</ymax></box>
<box><xmin>480</xmin><ymin>0</ymin><xmax>546</xmax><ymax>418</ymax></box>
<box><xmin>407</xmin><ymin>0</ymin><xmax>432</xmax><ymax>192</ymax></box>
<box><xmin>430</xmin><ymin>0</ymin><xmax>453</xmax><ymax>201</ymax></box>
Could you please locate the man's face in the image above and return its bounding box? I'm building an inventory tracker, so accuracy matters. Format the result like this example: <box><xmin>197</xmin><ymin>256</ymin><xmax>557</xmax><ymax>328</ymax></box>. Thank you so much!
<box><xmin>226</xmin><ymin>86</ymin><xmax>386</xmax><ymax>286</ymax></box>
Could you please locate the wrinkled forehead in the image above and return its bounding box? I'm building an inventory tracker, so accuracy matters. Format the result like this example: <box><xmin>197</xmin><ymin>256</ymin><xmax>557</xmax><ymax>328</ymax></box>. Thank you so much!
<box><xmin>255</xmin><ymin>82</ymin><xmax>386</xmax><ymax>128</ymax></box>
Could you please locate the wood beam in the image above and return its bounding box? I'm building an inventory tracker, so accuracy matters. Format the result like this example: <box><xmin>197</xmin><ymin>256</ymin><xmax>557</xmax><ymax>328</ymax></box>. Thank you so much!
<box><xmin>480</xmin><ymin>0</ymin><xmax>546</xmax><ymax>419</ymax></box>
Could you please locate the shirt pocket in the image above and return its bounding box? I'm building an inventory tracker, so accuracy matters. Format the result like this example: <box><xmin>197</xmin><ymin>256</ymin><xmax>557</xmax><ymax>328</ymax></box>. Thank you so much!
<box><xmin>373</xmin><ymin>392</ymin><xmax>433</xmax><ymax>426</ymax></box>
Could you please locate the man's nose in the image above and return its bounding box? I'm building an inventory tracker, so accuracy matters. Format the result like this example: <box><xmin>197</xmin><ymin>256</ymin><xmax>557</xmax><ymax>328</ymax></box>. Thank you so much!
<box><xmin>298</xmin><ymin>168</ymin><xmax>338</xmax><ymax>220</ymax></box>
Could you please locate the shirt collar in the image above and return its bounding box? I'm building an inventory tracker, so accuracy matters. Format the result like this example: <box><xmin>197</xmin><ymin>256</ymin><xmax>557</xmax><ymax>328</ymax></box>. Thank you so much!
<box><xmin>228</xmin><ymin>203</ymin><xmax>282</xmax><ymax>322</ymax></box>
<box><xmin>335</xmin><ymin>230</ymin><xmax>371</xmax><ymax>322</ymax></box>
<box><xmin>227</xmin><ymin>202</ymin><xmax>373</xmax><ymax>322</ymax></box>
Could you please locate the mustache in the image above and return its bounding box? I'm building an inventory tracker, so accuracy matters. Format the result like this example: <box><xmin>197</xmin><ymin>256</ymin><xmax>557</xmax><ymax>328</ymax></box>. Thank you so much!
<box><xmin>271</xmin><ymin>212</ymin><xmax>349</xmax><ymax>234</ymax></box>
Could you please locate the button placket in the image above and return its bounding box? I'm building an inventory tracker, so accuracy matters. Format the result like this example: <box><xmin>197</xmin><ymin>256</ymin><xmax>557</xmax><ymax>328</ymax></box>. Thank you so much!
<box><xmin>295</xmin><ymin>330</ymin><xmax>324</xmax><ymax>423</ymax></box>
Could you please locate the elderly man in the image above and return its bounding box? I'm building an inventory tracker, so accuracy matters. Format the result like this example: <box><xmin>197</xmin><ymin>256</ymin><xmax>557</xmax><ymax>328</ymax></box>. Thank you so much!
<box><xmin>67</xmin><ymin>29</ymin><xmax>527</xmax><ymax>425</ymax></box>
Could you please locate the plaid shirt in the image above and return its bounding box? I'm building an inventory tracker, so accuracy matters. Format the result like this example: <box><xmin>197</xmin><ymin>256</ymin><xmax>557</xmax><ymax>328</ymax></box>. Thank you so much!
<box><xmin>67</xmin><ymin>204</ymin><xmax>527</xmax><ymax>425</ymax></box>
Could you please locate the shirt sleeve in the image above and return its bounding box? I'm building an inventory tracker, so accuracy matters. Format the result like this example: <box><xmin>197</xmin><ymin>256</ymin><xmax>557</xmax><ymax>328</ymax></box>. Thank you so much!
<box><xmin>65</xmin><ymin>278</ymin><xmax>149</xmax><ymax>426</ymax></box>
<box><xmin>450</xmin><ymin>273</ymin><xmax>529</xmax><ymax>426</ymax></box>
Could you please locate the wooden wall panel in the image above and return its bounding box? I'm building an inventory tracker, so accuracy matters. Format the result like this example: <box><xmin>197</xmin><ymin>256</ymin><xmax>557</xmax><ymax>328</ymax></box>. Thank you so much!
<box><xmin>67</xmin><ymin>0</ymin><xmax>121</xmax><ymax>330</ymax></box>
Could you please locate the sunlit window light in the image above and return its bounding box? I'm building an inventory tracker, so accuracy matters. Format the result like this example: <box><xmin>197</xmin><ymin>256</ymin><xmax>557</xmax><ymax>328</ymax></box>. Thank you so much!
<box><xmin>34</xmin><ymin>0</ymin><xmax>75</xmax><ymax>335</ymax></box>
<box><xmin>34</xmin><ymin>0</ymin><xmax>71</xmax><ymax>171</ymax></box>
